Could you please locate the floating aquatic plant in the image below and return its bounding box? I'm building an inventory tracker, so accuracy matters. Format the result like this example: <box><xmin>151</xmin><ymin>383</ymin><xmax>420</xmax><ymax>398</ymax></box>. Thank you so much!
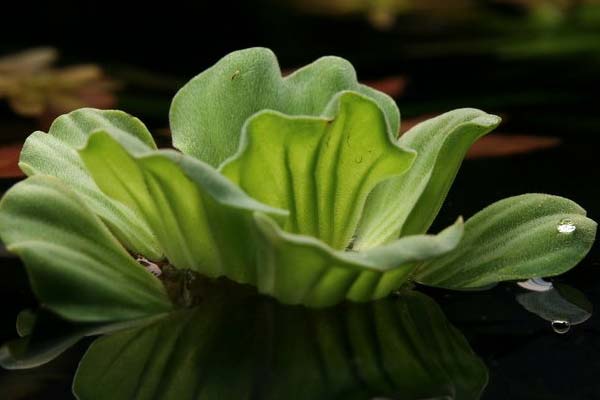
<box><xmin>0</xmin><ymin>48</ymin><xmax>595</xmax><ymax>322</ymax></box>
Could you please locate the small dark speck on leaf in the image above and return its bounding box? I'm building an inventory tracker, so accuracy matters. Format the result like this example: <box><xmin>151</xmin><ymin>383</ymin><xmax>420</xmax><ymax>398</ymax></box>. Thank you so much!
<box><xmin>231</xmin><ymin>70</ymin><xmax>241</xmax><ymax>80</ymax></box>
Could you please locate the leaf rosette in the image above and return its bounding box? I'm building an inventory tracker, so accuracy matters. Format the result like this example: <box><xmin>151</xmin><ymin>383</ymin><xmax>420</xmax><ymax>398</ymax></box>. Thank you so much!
<box><xmin>0</xmin><ymin>48</ymin><xmax>596</xmax><ymax>321</ymax></box>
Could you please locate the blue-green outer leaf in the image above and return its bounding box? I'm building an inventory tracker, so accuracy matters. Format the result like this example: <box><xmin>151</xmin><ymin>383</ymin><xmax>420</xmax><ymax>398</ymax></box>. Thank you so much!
<box><xmin>0</xmin><ymin>176</ymin><xmax>172</xmax><ymax>322</ymax></box>
<box><xmin>415</xmin><ymin>194</ymin><xmax>597</xmax><ymax>289</ymax></box>
<box><xmin>18</xmin><ymin>108</ymin><xmax>162</xmax><ymax>259</ymax></box>
<box><xmin>253</xmin><ymin>213</ymin><xmax>463</xmax><ymax>307</ymax></box>
<box><xmin>170</xmin><ymin>47</ymin><xmax>401</xmax><ymax>167</ymax></box>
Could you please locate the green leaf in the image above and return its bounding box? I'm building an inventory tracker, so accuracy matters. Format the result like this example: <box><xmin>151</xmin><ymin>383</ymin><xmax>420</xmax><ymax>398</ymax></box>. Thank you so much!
<box><xmin>356</xmin><ymin>109</ymin><xmax>501</xmax><ymax>249</ymax></box>
<box><xmin>221</xmin><ymin>91</ymin><xmax>415</xmax><ymax>250</ymax></box>
<box><xmin>414</xmin><ymin>194</ymin><xmax>597</xmax><ymax>289</ymax></box>
<box><xmin>18</xmin><ymin>108</ymin><xmax>162</xmax><ymax>259</ymax></box>
<box><xmin>73</xmin><ymin>286</ymin><xmax>487</xmax><ymax>400</ymax></box>
<box><xmin>170</xmin><ymin>47</ymin><xmax>400</xmax><ymax>167</ymax></box>
<box><xmin>0</xmin><ymin>176</ymin><xmax>172</xmax><ymax>322</ymax></box>
<box><xmin>253</xmin><ymin>213</ymin><xmax>463</xmax><ymax>307</ymax></box>
<box><xmin>79</xmin><ymin>131</ymin><xmax>287</xmax><ymax>284</ymax></box>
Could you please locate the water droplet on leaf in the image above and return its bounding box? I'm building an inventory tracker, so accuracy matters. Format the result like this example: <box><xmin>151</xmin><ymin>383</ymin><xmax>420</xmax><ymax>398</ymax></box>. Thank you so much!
<box><xmin>551</xmin><ymin>320</ymin><xmax>571</xmax><ymax>334</ymax></box>
<box><xmin>557</xmin><ymin>218</ymin><xmax>576</xmax><ymax>234</ymax></box>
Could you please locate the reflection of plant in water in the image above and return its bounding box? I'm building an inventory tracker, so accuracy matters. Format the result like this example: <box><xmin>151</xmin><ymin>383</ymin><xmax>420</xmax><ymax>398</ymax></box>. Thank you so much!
<box><xmin>0</xmin><ymin>48</ymin><xmax>595</xmax><ymax>323</ymax></box>
<box><xmin>517</xmin><ymin>280</ymin><xmax>593</xmax><ymax>334</ymax></box>
<box><xmin>1</xmin><ymin>279</ymin><xmax>487</xmax><ymax>400</ymax></box>
<box><xmin>0</xmin><ymin>48</ymin><xmax>116</xmax><ymax>118</ymax></box>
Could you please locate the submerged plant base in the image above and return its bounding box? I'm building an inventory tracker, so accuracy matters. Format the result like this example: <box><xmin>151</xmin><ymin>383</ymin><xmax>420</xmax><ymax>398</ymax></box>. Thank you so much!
<box><xmin>141</xmin><ymin>254</ymin><xmax>420</xmax><ymax>309</ymax></box>
<box><xmin>159</xmin><ymin>265</ymin><xmax>210</xmax><ymax>307</ymax></box>
<box><xmin>138</xmin><ymin>257</ymin><xmax>258</xmax><ymax>308</ymax></box>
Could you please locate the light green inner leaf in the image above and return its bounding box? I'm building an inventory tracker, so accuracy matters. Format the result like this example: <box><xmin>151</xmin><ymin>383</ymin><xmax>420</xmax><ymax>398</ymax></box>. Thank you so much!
<box><xmin>415</xmin><ymin>194</ymin><xmax>597</xmax><ymax>289</ymax></box>
<box><xmin>18</xmin><ymin>108</ymin><xmax>162</xmax><ymax>259</ymax></box>
<box><xmin>170</xmin><ymin>47</ymin><xmax>401</xmax><ymax>167</ymax></box>
<box><xmin>356</xmin><ymin>109</ymin><xmax>501</xmax><ymax>249</ymax></box>
<box><xmin>79</xmin><ymin>131</ymin><xmax>287</xmax><ymax>284</ymax></box>
<box><xmin>0</xmin><ymin>176</ymin><xmax>172</xmax><ymax>322</ymax></box>
<box><xmin>79</xmin><ymin>131</ymin><xmax>459</xmax><ymax>307</ymax></box>
<box><xmin>221</xmin><ymin>91</ymin><xmax>415</xmax><ymax>250</ymax></box>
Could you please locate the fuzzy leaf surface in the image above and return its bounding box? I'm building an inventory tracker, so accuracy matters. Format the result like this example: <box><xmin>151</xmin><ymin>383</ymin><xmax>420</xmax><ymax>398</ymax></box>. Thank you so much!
<box><xmin>18</xmin><ymin>108</ymin><xmax>162</xmax><ymax>259</ymax></box>
<box><xmin>0</xmin><ymin>176</ymin><xmax>172</xmax><ymax>322</ymax></box>
<box><xmin>253</xmin><ymin>213</ymin><xmax>463</xmax><ymax>307</ymax></box>
<box><xmin>81</xmin><ymin>131</ymin><xmax>459</xmax><ymax>307</ymax></box>
<box><xmin>415</xmin><ymin>194</ymin><xmax>597</xmax><ymax>289</ymax></box>
<box><xmin>356</xmin><ymin>109</ymin><xmax>501</xmax><ymax>249</ymax></box>
<box><xmin>79</xmin><ymin>131</ymin><xmax>287</xmax><ymax>284</ymax></box>
<box><xmin>221</xmin><ymin>91</ymin><xmax>415</xmax><ymax>250</ymax></box>
<box><xmin>170</xmin><ymin>47</ymin><xmax>400</xmax><ymax>167</ymax></box>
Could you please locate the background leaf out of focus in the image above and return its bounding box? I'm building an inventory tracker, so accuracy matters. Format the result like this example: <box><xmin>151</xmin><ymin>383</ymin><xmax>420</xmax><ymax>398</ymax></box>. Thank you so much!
<box><xmin>2</xmin><ymin>0</ymin><xmax>599</xmax><ymax>159</ymax></box>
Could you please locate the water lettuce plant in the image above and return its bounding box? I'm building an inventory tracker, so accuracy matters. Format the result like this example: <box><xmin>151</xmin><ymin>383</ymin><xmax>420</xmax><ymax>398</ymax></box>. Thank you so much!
<box><xmin>0</xmin><ymin>48</ymin><xmax>596</xmax><ymax>322</ymax></box>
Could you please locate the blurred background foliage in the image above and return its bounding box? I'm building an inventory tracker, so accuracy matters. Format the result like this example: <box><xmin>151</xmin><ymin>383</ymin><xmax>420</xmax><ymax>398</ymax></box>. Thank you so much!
<box><xmin>1</xmin><ymin>0</ymin><xmax>599</xmax><ymax>126</ymax></box>
<box><xmin>1</xmin><ymin>0</ymin><xmax>598</xmax><ymax>190</ymax></box>
<box><xmin>0</xmin><ymin>48</ymin><xmax>116</xmax><ymax>119</ymax></box>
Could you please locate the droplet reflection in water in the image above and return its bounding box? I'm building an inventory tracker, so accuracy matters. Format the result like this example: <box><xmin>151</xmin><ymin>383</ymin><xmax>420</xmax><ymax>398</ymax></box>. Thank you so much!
<box><xmin>557</xmin><ymin>218</ymin><xmax>576</xmax><ymax>234</ymax></box>
<box><xmin>551</xmin><ymin>320</ymin><xmax>571</xmax><ymax>334</ymax></box>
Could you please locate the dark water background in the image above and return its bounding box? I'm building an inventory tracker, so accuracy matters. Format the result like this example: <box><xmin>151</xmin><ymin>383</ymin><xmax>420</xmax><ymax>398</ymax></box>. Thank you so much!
<box><xmin>1</xmin><ymin>1</ymin><xmax>599</xmax><ymax>398</ymax></box>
